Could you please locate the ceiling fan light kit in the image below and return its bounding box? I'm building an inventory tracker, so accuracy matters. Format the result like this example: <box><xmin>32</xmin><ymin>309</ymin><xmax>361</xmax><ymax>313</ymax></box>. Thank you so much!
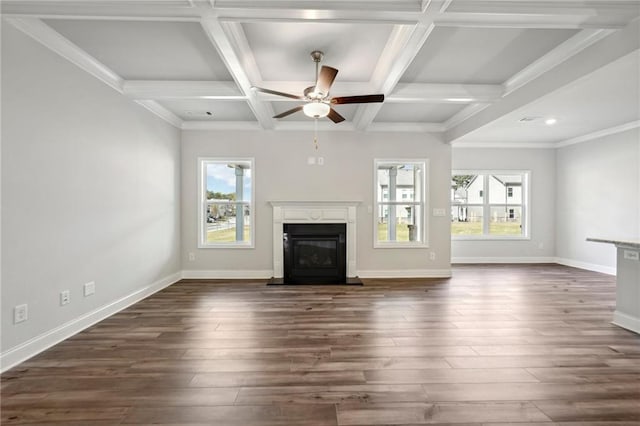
<box><xmin>303</xmin><ymin>101</ymin><xmax>330</xmax><ymax>118</ymax></box>
<box><xmin>253</xmin><ymin>50</ymin><xmax>385</xmax><ymax>124</ymax></box>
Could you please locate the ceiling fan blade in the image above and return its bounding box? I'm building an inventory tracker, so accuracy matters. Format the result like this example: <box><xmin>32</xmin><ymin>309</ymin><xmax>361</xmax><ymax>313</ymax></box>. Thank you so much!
<box><xmin>315</xmin><ymin>66</ymin><xmax>338</xmax><ymax>96</ymax></box>
<box><xmin>253</xmin><ymin>86</ymin><xmax>304</xmax><ymax>100</ymax></box>
<box><xmin>327</xmin><ymin>108</ymin><xmax>345</xmax><ymax>123</ymax></box>
<box><xmin>273</xmin><ymin>105</ymin><xmax>303</xmax><ymax>119</ymax></box>
<box><xmin>331</xmin><ymin>94</ymin><xmax>384</xmax><ymax>105</ymax></box>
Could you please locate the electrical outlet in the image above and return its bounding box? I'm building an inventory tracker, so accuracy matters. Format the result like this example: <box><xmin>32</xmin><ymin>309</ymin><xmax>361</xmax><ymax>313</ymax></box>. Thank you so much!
<box><xmin>84</xmin><ymin>281</ymin><xmax>95</xmax><ymax>297</ymax></box>
<box><xmin>188</xmin><ymin>252</ymin><xmax>196</xmax><ymax>262</ymax></box>
<box><xmin>14</xmin><ymin>304</ymin><xmax>28</xmax><ymax>324</ymax></box>
<box><xmin>429</xmin><ymin>252</ymin><xmax>436</xmax><ymax>261</ymax></box>
<box><xmin>624</xmin><ymin>250</ymin><xmax>639</xmax><ymax>261</ymax></box>
<box><xmin>60</xmin><ymin>290</ymin><xmax>70</xmax><ymax>306</ymax></box>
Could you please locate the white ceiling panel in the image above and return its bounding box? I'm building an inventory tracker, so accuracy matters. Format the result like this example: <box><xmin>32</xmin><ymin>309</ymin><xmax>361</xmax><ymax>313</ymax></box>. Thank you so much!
<box><xmin>375</xmin><ymin>103</ymin><xmax>466</xmax><ymax>123</ymax></box>
<box><xmin>8</xmin><ymin>0</ymin><xmax>638</xmax><ymax>141</ymax></box>
<box><xmin>158</xmin><ymin>99</ymin><xmax>256</xmax><ymax>121</ymax></box>
<box><xmin>242</xmin><ymin>22</ymin><xmax>394</xmax><ymax>82</ymax></box>
<box><xmin>44</xmin><ymin>20</ymin><xmax>234</xmax><ymax>81</ymax></box>
<box><xmin>402</xmin><ymin>27</ymin><xmax>579</xmax><ymax>84</ymax></box>
<box><xmin>457</xmin><ymin>51</ymin><xmax>640</xmax><ymax>144</ymax></box>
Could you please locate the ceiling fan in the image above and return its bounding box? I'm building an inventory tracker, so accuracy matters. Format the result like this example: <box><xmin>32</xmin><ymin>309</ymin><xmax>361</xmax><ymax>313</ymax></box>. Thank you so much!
<box><xmin>252</xmin><ymin>50</ymin><xmax>384</xmax><ymax>123</ymax></box>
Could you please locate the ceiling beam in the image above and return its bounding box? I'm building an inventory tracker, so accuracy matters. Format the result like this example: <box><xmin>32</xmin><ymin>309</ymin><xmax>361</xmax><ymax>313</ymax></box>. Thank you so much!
<box><xmin>445</xmin><ymin>19</ymin><xmax>640</xmax><ymax>143</ymax></box>
<box><xmin>200</xmin><ymin>18</ymin><xmax>275</xmax><ymax>128</ymax></box>
<box><xmin>434</xmin><ymin>12</ymin><xmax>632</xmax><ymax>29</ymax></box>
<box><xmin>123</xmin><ymin>81</ymin><xmax>245</xmax><ymax>99</ymax></box>
<box><xmin>5</xmin><ymin>17</ymin><xmax>123</xmax><ymax>92</ymax></box>
<box><xmin>354</xmin><ymin>22</ymin><xmax>436</xmax><ymax>130</ymax></box>
<box><xmin>504</xmin><ymin>28</ymin><xmax>615</xmax><ymax>95</ymax></box>
<box><xmin>390</xmin><ymin>83</ymin><xmax>503</xmax><ymax>103</ymax></box>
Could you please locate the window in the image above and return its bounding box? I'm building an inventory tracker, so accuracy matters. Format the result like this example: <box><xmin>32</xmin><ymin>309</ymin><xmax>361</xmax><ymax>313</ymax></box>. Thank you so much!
<box><xmin>451</xmin><ymin>171</ymin><xmax>529</xmax><ymax>239</ymax></box>
<box><xmin>374</xmin><ymin>159</ymin><xmax>428</xmax><ymax>247</ymax></box>
<box><xmin>199</xmin><ymin>158</ymin><xmax>254</xmax><ymax>248</ymax></box>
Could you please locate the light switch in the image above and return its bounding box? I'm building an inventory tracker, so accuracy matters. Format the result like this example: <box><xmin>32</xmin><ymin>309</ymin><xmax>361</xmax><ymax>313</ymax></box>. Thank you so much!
<box><xmin>433</xmin><ymin>208</ymin><xmax>446</xmax><ymax>217</ymax></box>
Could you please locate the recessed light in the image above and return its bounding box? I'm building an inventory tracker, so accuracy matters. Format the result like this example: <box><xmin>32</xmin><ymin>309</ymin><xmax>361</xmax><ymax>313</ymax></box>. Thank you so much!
<box><xmin>545</xmin><ymin>118</ymin><xmax>557</xmax><ymax>125</ymax></box>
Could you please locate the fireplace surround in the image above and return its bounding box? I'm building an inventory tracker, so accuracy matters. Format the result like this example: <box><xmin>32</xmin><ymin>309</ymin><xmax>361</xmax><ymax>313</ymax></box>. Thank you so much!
<box><xmin>269</xmin><ymin>201</ymin><xmax>359</xmax><ymax>284</ymax></box>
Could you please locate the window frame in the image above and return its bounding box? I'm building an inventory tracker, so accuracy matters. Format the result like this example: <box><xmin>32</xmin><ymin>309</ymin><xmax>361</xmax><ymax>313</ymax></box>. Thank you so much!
<box><xmin>373</xmin><ymin>158</ymin><xmax>429</xmax><ymax>249</ymax></box>
<box><xmin>198</xmin><ymin>157</ymin><xmax>255</xmax><ymax>249</ymax></box>
<box><xmin>451</xmin><ymin>169</ymin><xmax>530</xmax><ymax>241</ymax></box>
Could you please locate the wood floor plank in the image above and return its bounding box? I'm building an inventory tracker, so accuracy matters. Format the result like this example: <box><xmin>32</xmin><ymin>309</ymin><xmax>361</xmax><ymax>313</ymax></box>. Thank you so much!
<box><xmin>1</xmin><ymin>264</ymin><xmax>638</xmax><ymax>425</ymax></box>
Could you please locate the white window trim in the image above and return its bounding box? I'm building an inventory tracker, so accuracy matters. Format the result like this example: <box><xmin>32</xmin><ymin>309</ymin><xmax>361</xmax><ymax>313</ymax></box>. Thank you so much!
<box><xmin>198</xmin><ymin>157</ymin><xmax>255</xmax><ymax>249</ymax></box>
<box><xmin>452</xmin><ymin>169</ymin><xmax>531</xmax><ymax>241</ymax></box>
<box><xmin>374</xmin><ymin>158</ymin><xmax>429</xmax><ymax>249</ymax></box>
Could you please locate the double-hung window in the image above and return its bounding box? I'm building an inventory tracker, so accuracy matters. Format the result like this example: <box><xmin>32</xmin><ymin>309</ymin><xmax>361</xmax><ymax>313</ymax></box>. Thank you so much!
<box><xmin>199</xmin><ymin>158</ymin><xmax>254</xmax><ymax>248</ymax></box>
<box><xmin>451</xmin><ymin>171</ymin><xmax>529</xmax><ymax>239</ymax></box>
<box><xmin>374</xmin><ymin>159</ymin><xmax>428</xmax><ymax>247</ymax></box>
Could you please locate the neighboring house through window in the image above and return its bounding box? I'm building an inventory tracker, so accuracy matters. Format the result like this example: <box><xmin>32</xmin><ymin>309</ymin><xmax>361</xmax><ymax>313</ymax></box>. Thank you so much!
<box><xmin>451</xmin><ymin>171</ymin><xmax>529</xmax><ymax>239</ymax></box>
<box><xmin>375</xmin><ymin>159</ymin><xmax>428</xmax><ymax>247</ymax></box>
<box><xmin>199</xmin><ymin>158</ymin><xmax>254</xmax><ymax>248</ymax></box>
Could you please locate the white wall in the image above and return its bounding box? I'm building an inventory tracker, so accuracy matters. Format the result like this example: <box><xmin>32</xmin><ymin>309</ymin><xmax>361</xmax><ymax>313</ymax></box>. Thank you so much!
<box><xmin>451</xmin><ymin>147</ymin><xmax>556</xmax><ymax>262</ymax></box>
<box><xmin>181</xmin><ymin>130</ymin><xmax>452</xmax><ymax>277</ymax></box>
<box><xmin>556</xmin><ymin>128</ymin><xmax>640</xmax><ymax>273</ymax></box>
<box><xmin>1</xmin><ymin>24</ymin><xmax>182</xmax><ymax>367</ymax></box>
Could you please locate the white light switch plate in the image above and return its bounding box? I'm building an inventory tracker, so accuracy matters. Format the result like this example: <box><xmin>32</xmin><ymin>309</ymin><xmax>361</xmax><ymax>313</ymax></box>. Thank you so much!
<box><xmin>433</xmin><ymin>208</ymin><xmax>446</xmax><ymax>217</ymax></box>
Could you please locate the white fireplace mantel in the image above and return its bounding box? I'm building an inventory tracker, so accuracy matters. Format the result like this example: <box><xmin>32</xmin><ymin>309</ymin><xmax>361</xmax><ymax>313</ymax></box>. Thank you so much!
<box><xmin>269</xmin><ymin>201</ymin><xmax>360</xmax><ymax>278</ymax></box>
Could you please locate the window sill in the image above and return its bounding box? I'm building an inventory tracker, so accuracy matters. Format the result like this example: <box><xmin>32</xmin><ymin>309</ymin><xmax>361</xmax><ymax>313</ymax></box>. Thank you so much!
<box><xmin>452</xmin><ymin>236</ymin><xmax>530</xmax><ymax>241</ymax></box>
<box><xmin>198</xmin><ymin>242</ymin><xmax>255</xmax><ymax>249</ymax></box>
<box><xmin>374</xmin><ymin>242</ymin><xmax>429</xmax><ymax>249</ymax></box>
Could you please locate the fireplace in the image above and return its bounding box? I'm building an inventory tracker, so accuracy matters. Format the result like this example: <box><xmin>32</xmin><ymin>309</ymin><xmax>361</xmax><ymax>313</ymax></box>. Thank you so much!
<box><xmin>269</xmin><ymin>201</ymin><xmax>360</xmax><ymax>285</ymax></box>
<box><xmin>283</xmin><ymin>223</ymin><xmax>346</xmax><ymax>284</ymax></box>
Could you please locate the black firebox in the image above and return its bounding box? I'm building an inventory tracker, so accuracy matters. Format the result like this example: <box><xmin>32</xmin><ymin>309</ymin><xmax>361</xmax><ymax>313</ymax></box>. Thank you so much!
<box><xmin>283</xmin><ymin>223</ymin><xmax>346</xmax><ymax>284</ymax></box>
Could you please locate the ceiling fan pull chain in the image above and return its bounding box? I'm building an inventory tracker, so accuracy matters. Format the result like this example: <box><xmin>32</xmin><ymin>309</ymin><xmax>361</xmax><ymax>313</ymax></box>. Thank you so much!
<box><xmin>314</xmin><ymin>117</ymin><xmax>319</xmax><ymax>150</ymax></box>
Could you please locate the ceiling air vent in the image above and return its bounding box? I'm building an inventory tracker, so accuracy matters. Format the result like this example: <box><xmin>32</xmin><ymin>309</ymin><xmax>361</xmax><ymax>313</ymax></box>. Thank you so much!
<box><xmin>185</xmin><ymin>111</ymin><xmax>214</xmax><ymax>118</ymax></box>
<box><xmin>518</xmin><ymin>116</ymin><xmax>540</xmax><ymax>123</ymax></box>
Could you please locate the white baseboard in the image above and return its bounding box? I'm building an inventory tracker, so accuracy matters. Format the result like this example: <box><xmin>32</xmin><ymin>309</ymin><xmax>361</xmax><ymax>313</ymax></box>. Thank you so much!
<box><xmin>554</xmin><ymin>257</ymin><xmax>616</xmax><ymax>275</ymax></box>
<box><xmin>451</xmin><ymin>257</ymin><xmax>556</xmax><ymax>264</ymax></box>
<box><xmin>181</xmin><ymin>270</ymin><xmax>273</xmax><ymax>279</ymax></box>
<box><xmin>357</xmin><ymin>269</ymin><xmax>452</xmax><ymax>278</ymax></box>
<box><xmin>612</xmin><ymin>311</ymin><xmax>640</xmax><ymax>335</ymax></box>
<box><xmin>0</xmin><ymin>271</ymin><xmax>182</xmax><ymax>373</ymax></box>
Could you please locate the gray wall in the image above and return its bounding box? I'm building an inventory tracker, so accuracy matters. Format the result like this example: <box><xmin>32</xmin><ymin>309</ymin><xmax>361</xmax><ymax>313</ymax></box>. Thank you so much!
<box><xmin>556</xmin><ymin>128</ymin><xmax>640</xmax><ymax>272</ymax></box>
<box><xmin>181</xmin><ymin>130</ymin><xmax>452</xmax><ymax>276</ymax></box>
<box><xmin>1</xmin><ymin>24</ymin><xmax>182</xmax><ymax>353</ymax></box>
<box><xmin>451</xmin><ymin>147</ymin><xmax>557</xmax><ymax>261</ymax></box>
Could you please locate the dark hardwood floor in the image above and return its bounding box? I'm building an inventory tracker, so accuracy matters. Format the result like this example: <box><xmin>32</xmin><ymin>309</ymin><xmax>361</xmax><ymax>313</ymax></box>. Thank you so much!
<box><xmin>2</xmin><ymin>264</ymin><xmax>640</xmax><ymax>425</ymax></box>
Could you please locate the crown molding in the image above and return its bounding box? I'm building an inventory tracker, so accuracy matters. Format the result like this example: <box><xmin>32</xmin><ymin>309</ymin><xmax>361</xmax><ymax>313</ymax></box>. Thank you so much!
<box><xmin>135</xmin><ymin>100</ymin><xmax>183</xmax><ymax>128</ymax></box>
<box><xmin>556</xmin><ymin>120</ymin><xmax>640</xmax><ymax>148</ymax></box>
<box><xmin>451</xmin><ymin>141</ymin><xmax>558</xmax><ymax>149</ymax></box>
<box><xmin>182</xmin><ymin>120</ymin><xmax>261</xmax><ymax>130</ymax></box>
<box><xmin>368</xmin><ymin>122</ymin><xmax>445</xmax><ymax>132</ymax></box>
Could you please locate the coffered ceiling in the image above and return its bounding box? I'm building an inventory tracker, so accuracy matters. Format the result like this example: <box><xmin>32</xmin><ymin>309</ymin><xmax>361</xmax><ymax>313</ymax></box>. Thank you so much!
<box><xmin>2</xmin><ymin>0</ymin><xmax>639</xmax><ymax>146</ymax></box>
